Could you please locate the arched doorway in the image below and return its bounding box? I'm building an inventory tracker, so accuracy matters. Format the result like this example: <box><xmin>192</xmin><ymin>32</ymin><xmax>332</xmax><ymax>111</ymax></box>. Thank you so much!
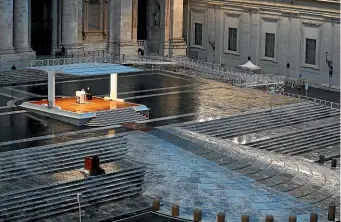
<box><xmin>31</xmin><ymin>0</ymin><xmax>52</xmax><ymax>55</ymax></box>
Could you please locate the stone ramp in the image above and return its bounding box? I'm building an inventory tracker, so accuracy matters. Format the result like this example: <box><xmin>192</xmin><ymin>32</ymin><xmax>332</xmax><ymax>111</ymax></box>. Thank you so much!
<box><xmin>85</xmin><ymin>107</ymin><xmax>148</xmax><ymax>127</ymax></box>
<box><xmin>0</xmin><ymin>160</ymin><xmax>145</xmax><ymax>222</ymax></box>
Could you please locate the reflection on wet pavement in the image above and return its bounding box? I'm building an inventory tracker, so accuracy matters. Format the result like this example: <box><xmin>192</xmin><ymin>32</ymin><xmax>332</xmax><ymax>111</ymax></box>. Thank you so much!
<box><xmin>0</xmin><ymin>94</ymin><xmax>10</xmax><ymax>106</ymax></box>
<box><xmin>126</xmin><ymin>130</ymin><xmax>320</xmax><ymax>221</ymax></box>
<box><xmin>14</xmin><ymin>73</ymin><xmax>194</xmax><ymax>96</ymax></box>
<box><xmin>0</xmin><ymin>69</ymin><xmax>339</xmax><ymax>221</ymax></box>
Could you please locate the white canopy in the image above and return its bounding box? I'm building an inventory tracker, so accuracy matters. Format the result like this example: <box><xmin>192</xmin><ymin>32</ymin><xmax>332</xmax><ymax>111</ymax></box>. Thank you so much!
<box><xmin>238</xmin><ymin>60</ymin><xmax>261</xmax><ymax>71</ymax></box>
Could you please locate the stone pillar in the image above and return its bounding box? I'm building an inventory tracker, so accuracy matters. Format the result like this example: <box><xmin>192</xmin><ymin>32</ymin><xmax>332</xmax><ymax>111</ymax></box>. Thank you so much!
<box><xmin>62</xmin><ymin>0</ymin><xmax>79</xmax><ymax>52</ymax></box>
<box><xmin>109</xmin><ymin>0</ymin><xmax>137</xmax><ymax>55</ymax></box>
<box><xmin>28</xmin><ymin>0</ymin><xmax>31</xmax><ymax>47</ymax></box>
<box><xmin>51</xmin><ymin>0</ymin><xmax>58</xmax><ymax>54</ymax></box>
<box><xmin>132</xmin><ymin>0</ymin><xmax>138</xmax><ymax>41</ymax></box>
<box><xmin>250</xmin><ymin>8</ymin><xmax>260</xmax><ymax>65</ymax></box>
<box><xmin>0</xmin><ymin>0</ymin><xmax>14</xmax><ymax>53</ymax></box>
<box><xmin>165</xmin><ymin>0</ymin><xmax>187</xmax><ymax>56</ymax></box>
<box><xmin>13</xmin><ymin>0</ymin><xmax>31</xmax><ymax>52</ymax></box>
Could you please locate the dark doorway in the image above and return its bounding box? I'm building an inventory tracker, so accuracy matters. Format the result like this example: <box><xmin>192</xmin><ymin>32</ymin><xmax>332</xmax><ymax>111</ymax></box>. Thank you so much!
<box><xmin>137</xmin><ymin>0</ymin><xmax>148</xmax><ymax>40</ymax></box>
<box><xmin>31</xmin><ymin>0</ymin><xmax>52</xmax><ymax>55</ymax></box>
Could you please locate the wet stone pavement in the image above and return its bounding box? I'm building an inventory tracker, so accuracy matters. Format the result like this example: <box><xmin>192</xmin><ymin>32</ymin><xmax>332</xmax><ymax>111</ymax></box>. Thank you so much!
<box><xmin>125</xmin><ymin>129</ymin><xmax>333</xmax><ymax>221</ymax></box>
<box><xmin>0</xmin><ymin>69</ymin><xmax>339</xmax><ymax>221</ymax></box>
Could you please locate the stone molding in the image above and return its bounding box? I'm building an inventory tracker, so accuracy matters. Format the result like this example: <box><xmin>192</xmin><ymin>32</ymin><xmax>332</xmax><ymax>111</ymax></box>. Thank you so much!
<box><xmin>82</xmin><ymin>0</ymin><xmax>109</xmax><ymax>41</ymax></box>
<box><xmin>190</xmin><ymin>0</ymin><xmax>339</xmax><ymax>21</ymax></box>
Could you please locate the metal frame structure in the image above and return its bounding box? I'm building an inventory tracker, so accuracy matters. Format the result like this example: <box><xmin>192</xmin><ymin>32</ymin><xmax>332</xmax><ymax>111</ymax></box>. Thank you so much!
<box><xmin>279</xmin><ymin>91</ymin><xmax>340</xmax><ymax>109</ymax></box>
<box><xmin>30</xmin><ymin>51</ymin><xmax>340</xmax><ymax>110</ymax></box>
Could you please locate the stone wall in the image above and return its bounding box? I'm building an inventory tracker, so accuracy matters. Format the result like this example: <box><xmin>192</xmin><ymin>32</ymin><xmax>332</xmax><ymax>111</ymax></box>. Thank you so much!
<box><xmin>186</xmin><ymin>0</ymin><xmax>340</xmax><ymax>89</ymax></box>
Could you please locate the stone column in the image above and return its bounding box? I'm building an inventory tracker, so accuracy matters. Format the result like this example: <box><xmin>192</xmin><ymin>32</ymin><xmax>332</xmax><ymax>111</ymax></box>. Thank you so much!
<box><xmin>51</xmin><ymin>0</ymin><xmax>58</xmax><ymax>54</ymax></box>
<box><xmin>0</xmin><ymin>0</ymin><xmax>14</xmax><ymax>53</ymax></box>
<box><xmin>62</xmin><ymin>0</ymin><xmax>79</xmax><ymax>51</ymax></box>
<box><xmin>109</xmin><ymin>0</ymin><xmax>137</xmax><ymax>55</ymax></box>
<box><xmin>132</xmin><ymin>0</ymin><xmax>138</xmax><ymax>41</ymax></box>
<box><xmin>165</xmin><ymin>0</ymin><xmax>187</xmax><ymax>56</ymax></box>
<box><xmin>13</xmin><ymin>0</ymin><xmax>31</xmax><ymax>52</ymax></box>
<box><xmin>250</xmin><ymin>8</ymin><xmax>260</xmax><ymax>65</ymax></box>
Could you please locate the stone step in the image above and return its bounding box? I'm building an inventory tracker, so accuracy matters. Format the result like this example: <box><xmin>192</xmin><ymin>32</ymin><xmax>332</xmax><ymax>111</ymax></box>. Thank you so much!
<box><xmin>266</xmin><ymin>131</ymin><xmax>340</xmax><ymax>152</ymax></box>
<box><xmin>285</xmin><ymin>139</ymin><xmax>341</xmax><ymax>155</ymax></box>
<box><xmin>3</xmin><ymin>183</ymin><xmax>143</xmax><ymax>221</ymax></box>
<box><xmin>189</xmin><ymin>104</ymin><xmax>332</xmax><ymax>134</ymax></box>
<box><xmin>0</xmin><ymin>136</ymin><xmax>126</xmax><ymax>160</ymax></box>
<box><xmin>0</xmin><ymin>168</ymin><xmax>144</xmax><ymax>205</ymax></box>
<box><xmin>86</xmin><ymin>108</ymin><xmax>147</xmax><ymax>127</ymax></box>
<box><xmin>215</xmin><ymin>110</ymin><xmax>339</xmax><ymax>139</ymax></box>
<box><xmin>0</xmin><ymin>140</ymin><xmax>127</xmax><ymax>167</ymax></box>
<box><xmin>0</xmin><ymin>161</ymin><xmax>145</xmax><ymax>221</ymax></box>
<box><xmin>1</xmin><ymin>176</ymin><xmax>143</xmax><ymax>211</ymax></box>
<box><xmin>0</xmin><ymin>146</ymin><xmax>128</xmax><ymax>175</ymax></box>
<box><xmin>184</xmin><ymin>102</ymin><xmax>318</xmax><ymax>130</ymax></box>
<box><xmin>253</xmin><ymin>125</ymin><xmax>340</xmax><ymax>150</ymax></box>
<box><xmin>247</xmin><ymin>123</ymin><xmax>340</xmax><ymax>146</ymax></box>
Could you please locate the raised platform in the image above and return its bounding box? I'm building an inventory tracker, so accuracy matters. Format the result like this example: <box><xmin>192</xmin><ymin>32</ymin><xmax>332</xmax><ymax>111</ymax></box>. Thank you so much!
<box><xmin>20</xmin><ymin>97</ymin><xmax>149</xmax><ymax>126</ymax></box>
<box><xmin>29</xmin><ymin>97</ymin><xmax>139</xmax><ymax>113</ymax></box>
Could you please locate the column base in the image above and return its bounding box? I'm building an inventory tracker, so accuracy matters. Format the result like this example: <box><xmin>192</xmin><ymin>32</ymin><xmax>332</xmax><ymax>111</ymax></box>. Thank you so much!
<box><xmin>0</xmin><ymin>48</ymin><xmax>15</xmax><ymax>54</ymax></box>
<box><xmin>0</xmin><ymin>51</ymin><xmax>36</xmax><ymax>71</ymax></box>
<box><xmin>62</xmin><ymin>44</ymin><xmax>81</xmax><ymax>55</ymax></box>
<box><xmin>163</xmin><ymin>38</ymin><xmax>187</xmax><ymax>57</ymax></box>
<box><xmin>14</xmin><ymin>45</ymin><xmax>33</xmax><ymax>53</ymax></box>
<box><xmin>110</xmin><ymin>41</ymin><xmax>138</xmax><ymax>56</ymax></box>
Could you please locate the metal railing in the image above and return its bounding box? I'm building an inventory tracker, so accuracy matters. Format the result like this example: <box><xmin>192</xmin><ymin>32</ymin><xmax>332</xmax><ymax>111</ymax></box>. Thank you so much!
<box><xmin>29</xmin><ymin>51</ymin><xmax>340</xmax><ymax>109</ymax></box>
<box><xmin>279</xmin><ymin>91</ymin><xmax>340</xmax><ymax>109</ymax></box>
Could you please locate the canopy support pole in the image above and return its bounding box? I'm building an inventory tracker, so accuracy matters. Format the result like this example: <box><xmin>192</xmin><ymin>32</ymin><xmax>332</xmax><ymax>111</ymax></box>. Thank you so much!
<box><xmin>110</xmin><ymin>73</ymin><xmax>118</xmax><ymax>100</ymax></box>
<box><xmin>47</xmin><ymin>70</ymin><xmax>56</xmax><ymax>108</ymax></box>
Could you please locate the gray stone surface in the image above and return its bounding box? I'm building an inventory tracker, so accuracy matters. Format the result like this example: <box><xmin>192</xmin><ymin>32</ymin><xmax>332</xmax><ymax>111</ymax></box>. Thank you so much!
<box><xmin>124</xmin><ymin>130</ymin><xmax>339</xmax><ymax>221</ymax></box>
<box><xmin>159</xmin><ymin>126</ymin><xmax>340</xmax><ymax>221</ymax></box>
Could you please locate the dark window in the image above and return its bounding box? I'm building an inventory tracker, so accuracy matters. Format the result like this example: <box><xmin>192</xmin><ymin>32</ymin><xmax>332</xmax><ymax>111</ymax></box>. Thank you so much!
<box><xmin>305</xmin><ymin>38</ymin><xmax>317</xmax><ymax>65</ymax></box>
<box><xmin>194</xmin><ymin>23</ymin><xmax>203</xmax><ymax>46</ymax></box>
<box><xmin>228</xmin><ymin>28</ymin><xmax>238</xmax><ymax>52</ymax></box>
<box><xmin>265</xmin><ymin>33</ymin><xmax>275</xmax><ymax>58</ymax></box>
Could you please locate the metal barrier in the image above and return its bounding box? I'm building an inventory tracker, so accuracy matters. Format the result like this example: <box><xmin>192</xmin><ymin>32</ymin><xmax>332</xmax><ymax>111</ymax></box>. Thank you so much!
<box><xmin>279</xmin><ymin>91</ymin><xmax>340</xmax><ymax>109</ymax></box>
<box><xmin>30</xmin><ymin>52</ymin><xmax>340</xmax><ymax>109</ymax></box>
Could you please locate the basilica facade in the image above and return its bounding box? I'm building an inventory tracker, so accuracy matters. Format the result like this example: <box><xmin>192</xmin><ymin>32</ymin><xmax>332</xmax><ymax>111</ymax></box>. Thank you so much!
<box><xmin>0</xmin><ymin>0</ymin><xmax>339</xmax><ymax>89</ymax></box>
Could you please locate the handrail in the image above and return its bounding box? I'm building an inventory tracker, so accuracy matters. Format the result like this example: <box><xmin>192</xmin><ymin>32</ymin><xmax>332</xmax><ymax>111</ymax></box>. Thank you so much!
<box><xmin>279</xmin><ymin>91</ymin><xmax>340</xmax><ymax>109</ymax></box>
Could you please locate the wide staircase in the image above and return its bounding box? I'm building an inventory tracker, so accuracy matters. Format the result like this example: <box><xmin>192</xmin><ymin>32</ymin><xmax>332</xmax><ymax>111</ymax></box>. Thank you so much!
<box><xmin>245</xmin><ymin>122</ymin><xmax>340</xmax><ymax>156</ymax></box>
<box><xmin>0</xmin><ymin>136</ymin><xmax>145</xmax><ymax>221</ymax></box>
<box><xmin>85</xmin><ymin>107</ymin><xmax>148</xmax><ymax>127</ymax></box>
<box><xmin>180</xmin><ymin>102</ymin><xmax>340</xmax><ymax>140</ymax></box>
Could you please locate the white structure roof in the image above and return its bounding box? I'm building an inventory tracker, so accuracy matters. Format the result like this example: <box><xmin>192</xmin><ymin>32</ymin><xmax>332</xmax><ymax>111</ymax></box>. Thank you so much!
<box><xmin>29</xmin><ymin>63</ymin><xmax>142</xmax><ymax>76</ymax></box>
<box><xmin>238</xmin><ymin>61</ymin><xmax>261</xmax><ymax>71</ymax></box>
